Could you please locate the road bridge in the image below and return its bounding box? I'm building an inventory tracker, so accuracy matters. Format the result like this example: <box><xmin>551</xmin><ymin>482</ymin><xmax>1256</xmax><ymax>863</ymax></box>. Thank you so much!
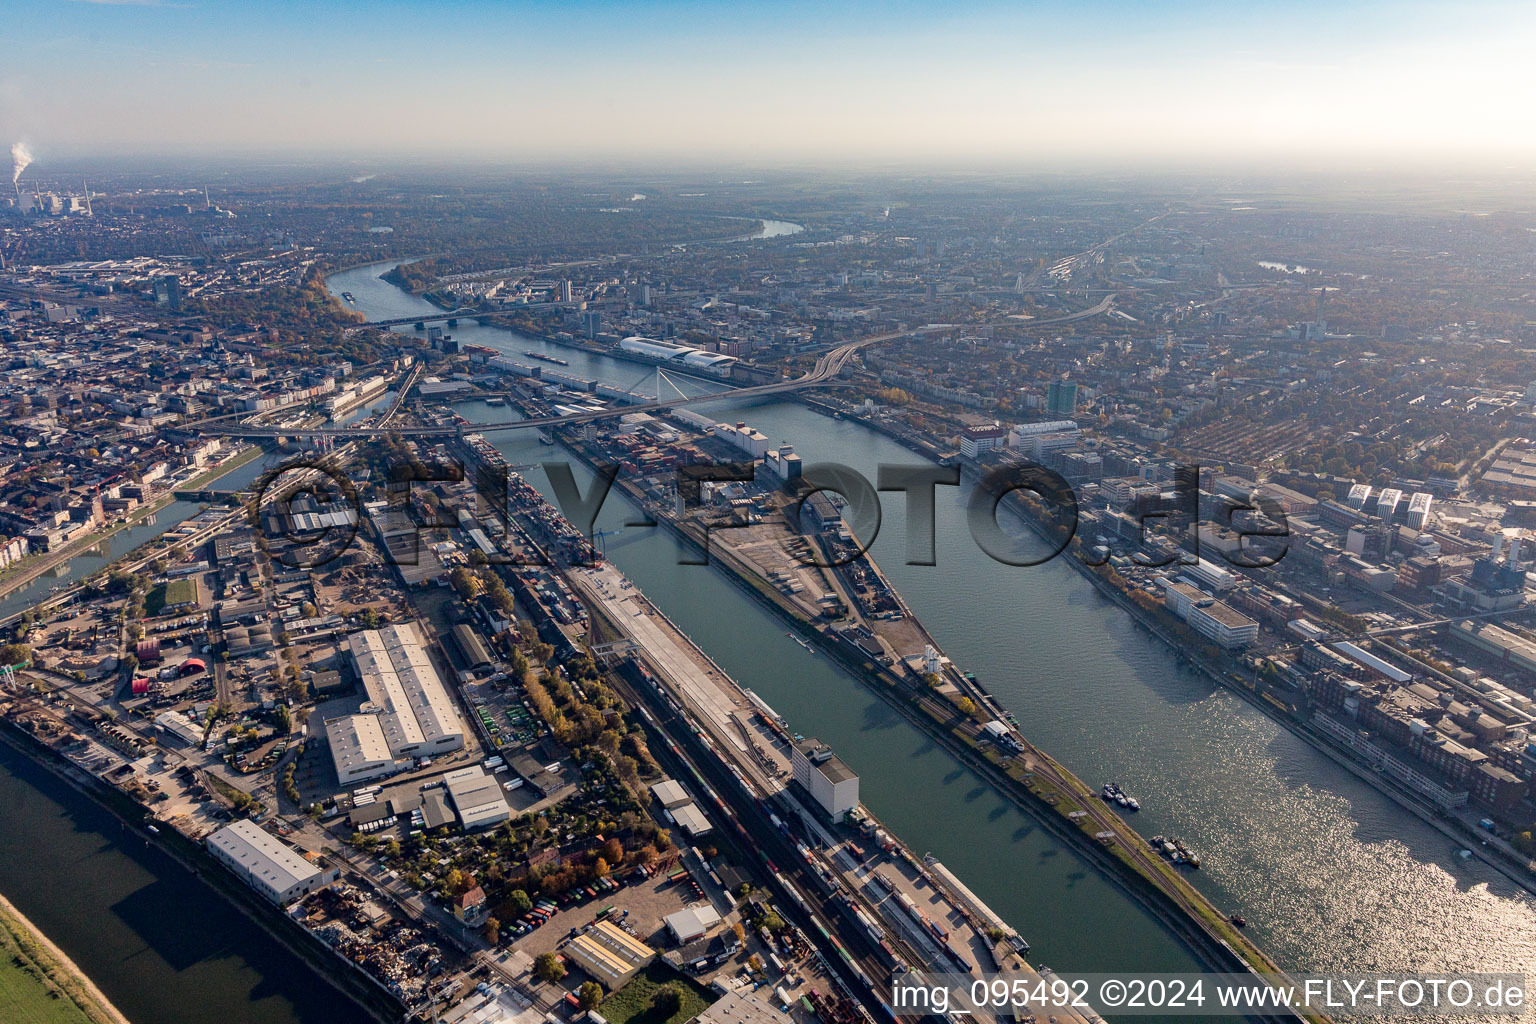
<box><xmin>204</xmin><ymin>295</ymin><xmax>1114</xmax><ymax>440</ymax></box>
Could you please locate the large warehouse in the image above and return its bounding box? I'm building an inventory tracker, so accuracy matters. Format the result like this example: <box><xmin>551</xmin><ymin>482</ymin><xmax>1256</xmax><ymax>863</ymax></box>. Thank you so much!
<box><xmin>206</xmin><ymin>820</ymin><xmax>337</xmax><ymax>904</ymax></box>
<box><xmin>443</xmin><ymin>765</ymin><xmax>511</xmax><ymax>830</ymax></box>
<box><xmin>564</xmin><ymin>920</ymin><xmax>655</xmax><ymax>988</ymax></box>
<box><xmin>345</xmin><ymin>624</ymin><xmax>466</xmax><ymax>759</ymax></box>
<box><xmin>791</xmin><ymin>738</ymin><xmax>860</xmax><ymax>822</ymax></box>
<box><xmin>326</xmin><ymin>712</ymin><xmax>396</xmax><ymax>786</ymax></box>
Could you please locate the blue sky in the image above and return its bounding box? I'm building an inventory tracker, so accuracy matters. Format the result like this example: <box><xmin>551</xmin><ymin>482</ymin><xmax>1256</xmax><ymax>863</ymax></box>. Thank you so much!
<box><xmin>5</xmin><ymin>0</ymin><xmax>1534</xmax><ymax>166</ymax></box>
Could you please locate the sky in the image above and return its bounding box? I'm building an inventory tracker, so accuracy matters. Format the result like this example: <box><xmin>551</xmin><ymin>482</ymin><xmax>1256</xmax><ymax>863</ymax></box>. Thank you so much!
<box><xmin>5</xmin><ymin>0</ymin><xmax>1536</xmax><ymax>169</ymax></box>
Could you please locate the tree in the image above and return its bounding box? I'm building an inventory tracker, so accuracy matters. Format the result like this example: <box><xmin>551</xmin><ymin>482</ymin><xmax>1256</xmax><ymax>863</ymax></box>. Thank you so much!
<box><xmin>601</xmin><ymin>837</ymin><xmax>624</xmax><ymax>865</ymax></box>
<box><xmin>956</xmin><ymin>696</ymin><xmax>976</xmax><ymax>716</ymax></box>
<box><xmin>578</xmin><ymin>982</ymin><xmax>604</xmax><ymax>1010</ymax></box>
<box><xmin>594</xmin><ymin>857</ymin><xmax>611</xmax><ymax>878</ymax></box>
<box><xmin>534</xmin><ymin>952</ymin><xmax>566</xmax><ymax>983</ymax></box>
<box><xmin>510</xmin><ymin>889</ymin><xmax>533</xmax><ymax>914</ymax></box>
<box><xmin>483</xmin><ymin>917</ymin><xmax>500</xmax><ymax>944</ymax></box>
<box><xmin>0</xmin><ymin>644</ymin><xmax>32</xmax><ymax>667</ymax></box>
<box><xmin>650</xmin><ymin>984</ymin><xmax>683</xmax><ymax>1016</ymax></box>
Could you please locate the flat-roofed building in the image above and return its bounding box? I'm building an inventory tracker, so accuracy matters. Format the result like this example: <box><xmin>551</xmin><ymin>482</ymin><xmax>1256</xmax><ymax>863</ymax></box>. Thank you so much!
<box><xmin>444</xmin><ymin>765</ymin><xmax>511</xmax><ymax>830</ymax></box>
<box><xmin>959</xmin><ymin>424</ymin><xmax>1008</xmax><ymax>458</ymax></box>
<box><xmin>347</xmin><ymin>625</ymin><xmax>465</xmax><ymax>759</ymax></box>
<box><xmin>565</xmin><ymin>920</ymin><xmax>655</xmax><ymax>988</ymax></box>
<box><xmin>791</xmin><ymin>738</ymin><xmax>859</xmax><ymax>821</ymax></box>
<box><xmin>665</xmin><ymin>904</ymin><xmax>722</xmax><ymax>944</ymax></box>
<box><xmin>1160</xmin><ymin>580</ymin><xmax>1259</xmax><ymax>649</ymax></box>
<box><xmin>697</xmin><ymin>990</ymin><xmax>793</xmax><ymax>1024</ymax></box>
<box><xmin>650</xmin><ymin>778</ymin><xmax>691</xmax><ymax>809</ymax></box>
<box><xmin>670</xmin><ymin>801</ymin><xmax>713</xmax><ymax>838</ymax></box>
<box><xmin>326</xmin><ymin>713</ymin><xmax>396</xmax><ymax>786</ymax></box>
<box><xmin>207</xmin><ymin>819</ymin><xmax>337</xmax><ymax>904</ymax></box>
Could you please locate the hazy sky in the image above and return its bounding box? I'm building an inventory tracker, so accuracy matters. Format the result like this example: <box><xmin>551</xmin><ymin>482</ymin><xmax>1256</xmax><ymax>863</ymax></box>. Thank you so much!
<box><xmin>5</xmin><ymin>0</ymin><xmax>1535</xmax><ymax>168</ymax></box>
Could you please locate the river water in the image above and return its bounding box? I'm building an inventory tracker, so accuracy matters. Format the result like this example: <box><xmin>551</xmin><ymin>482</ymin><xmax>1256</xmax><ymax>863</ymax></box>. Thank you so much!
<box><xmin>328</xmin><ymin>260</ymin><xmax>1536</xmax><ymax>982</ymax></box>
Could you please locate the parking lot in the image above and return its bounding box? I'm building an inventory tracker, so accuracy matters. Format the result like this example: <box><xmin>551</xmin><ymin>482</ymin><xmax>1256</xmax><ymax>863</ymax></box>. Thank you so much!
<box><xmin>514</xmin><ymin>868</ymin><xmax>707</xmax><ymax>955</ymax></box>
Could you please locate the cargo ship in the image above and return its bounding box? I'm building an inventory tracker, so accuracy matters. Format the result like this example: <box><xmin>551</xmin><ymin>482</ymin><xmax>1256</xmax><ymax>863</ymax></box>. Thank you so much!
<box><xmin>525</xmin><ymin>351</ymin><xmax>570</xmax><ymax>366</ymax></box>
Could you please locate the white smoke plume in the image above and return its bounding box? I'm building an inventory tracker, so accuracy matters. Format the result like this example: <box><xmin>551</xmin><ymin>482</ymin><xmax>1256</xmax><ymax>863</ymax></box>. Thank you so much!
<box><xmin>11</xmin><ymin>142</ymin><xmax>33</xmax><ymax>185</ymax></box>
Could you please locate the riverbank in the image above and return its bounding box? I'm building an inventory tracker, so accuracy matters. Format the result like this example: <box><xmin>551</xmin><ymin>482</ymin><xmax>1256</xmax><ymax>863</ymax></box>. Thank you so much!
<box><xmin>348</xmin><ymin>258</ymin><xmax>1536</xmax><ymax>998</ymax></box>
<box><xmin>0</xmin><ymin>893</ymin><xmax>130</xmax><ymax>1024</ymax></box>
<box><xmin>0</xmin><ymin>708</ymin><xmax>400</xmax><ymax>1024</ymax></box>
<box><xmin>545</xmin><ymin>425</ymin><xmax>1312</xmax><ymax>1015</ymax></box>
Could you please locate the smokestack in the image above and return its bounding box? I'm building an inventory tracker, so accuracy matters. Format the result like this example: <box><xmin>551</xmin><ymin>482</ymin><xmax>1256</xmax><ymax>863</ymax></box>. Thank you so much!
<box><xmin>1510</xmin><ymin>534</ymin><xmax>1524</xmax><ymax>566</ymax></box>
<box><xmin>10</xmin><ymin>142</ymin><xmax>32</xmax><ymax>191</ymax></box>
<box><xmin>82</xmin><ymin>178</ymin><xmax>92</xmax><ymax>216</ymax></box>
<box><xmin>1491</xmin><ymin>531</ymin><xmax>1506</xmax><ymax>559</ymax></box>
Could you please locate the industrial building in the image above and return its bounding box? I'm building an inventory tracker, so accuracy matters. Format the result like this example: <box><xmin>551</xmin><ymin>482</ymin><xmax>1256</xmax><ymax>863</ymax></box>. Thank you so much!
<box><xmin>206</xmin><ymin>820</ymin><xmax>337</xmax><ymax>904</ymax></box>
<box><xmin>695</xmin><ymin>989</ymin><xmax>793</xmax><ymax>1024</ymax></box>
<box><xmin>669</xmin><ymin>802</ymin><xmax>713</xmax><ymax>838</ymax></box>
<box><xmin>564</xmin><ymin>920</ymin><xmax>655</xmax><ymax>988</ymax></box>
<box><xmin>326</xmin><ymin>712</ymin><xmax>397</xmax><ymax>786</ymax></box>
<box><xmin>452</xmin><ymin>622</ymin><xmax>494</xmax><ymax>675</ymax></box>
<box><xmin>650</xmin><ymin>778</ymin><xmax>692</xmax><ymax>808</ymax></box>
<box><xmin>665</xmin><ymin>904</ymin><xmax>722</xmax><ymax>945</ymax></box>
<box><xmin>1160</xmin><ymin>581</ymin><xmax>1259</xmax><ymax>649</ymax></box>
<box><xmin>959</xmin><ymin>424</ymin><xmax>1008</xmax><ymax>458</ymax></box>
<box><xmin>759</xmin><ymin>444</ymin><xmax>803</xmax><ymax>485</ymax></box>
<box><xmin>713</xmin><ymin>420</ymin><xmax>771</xmax><ymax>459</ymax></box>
<box><xmin>444</xmin><ymin>765</ymin><xmax>512</xmax><ymax>830</ymax></box>
<box><xmin>791</xmin><ymin>738</ymin><xmax>859</xmax><ymax>821</ymax></box>
<box><xmin>345</xmin><ymin>625</ymin><xmax>466</xmax><ymax>758</ymax></box>
<box><xmin>619</xmin><ymin>336</ymin><xmax>738</xmax><ymax>376</ymax></box>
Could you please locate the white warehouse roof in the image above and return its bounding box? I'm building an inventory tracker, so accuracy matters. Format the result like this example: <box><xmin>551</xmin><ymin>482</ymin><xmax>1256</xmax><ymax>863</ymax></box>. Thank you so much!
<box><xmin>207</xmin><ymin>819</ymin><xmax>326</xmax><ymax>901</ymax></box>
<box><xmin>327</xmin><ymin>713</ymin><xmax>395</xmax><ymax>785</ymax></box>
<box><xmin>347</xmin><ymin>625</ymin><xmax>465</xmax><ymax>757</ymax></box>
<box><xmin>444</xmin><ymin>765</ymin><xmax>511</xmax><ymax>829</ymax></box>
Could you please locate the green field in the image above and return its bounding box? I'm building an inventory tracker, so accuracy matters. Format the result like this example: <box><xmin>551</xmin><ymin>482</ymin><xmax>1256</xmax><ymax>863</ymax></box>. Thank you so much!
<box><xmin>0</xmin><ymin>916</ymin><xmax>99</xmax><ymax>1024</ymax></box>
<box><xmin>145</xmin><ymin>577</ymin><xmax>197</xmax><ymax>615</ymax></box>
<box><xmin>599</xmin><ymin>963</ymin><xmax>715</xmax><ymax>1024</ymax></box>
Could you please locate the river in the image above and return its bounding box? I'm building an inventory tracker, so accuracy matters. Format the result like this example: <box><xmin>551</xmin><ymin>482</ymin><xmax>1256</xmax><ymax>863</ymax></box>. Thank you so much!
<box><xmin>0</xmin><ymin>251</ymin><xmax>1524</xmax><ymax>1024</ymax></box>
<box><xmin>329</xmin><ymin>260</ymin><xmax>1536</xmax><ymax>984</ymax></box>
<box><xmin>0</xmin><ymin>728</ymin><xmax>366</xmax><ymax>1024</ymax></box>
